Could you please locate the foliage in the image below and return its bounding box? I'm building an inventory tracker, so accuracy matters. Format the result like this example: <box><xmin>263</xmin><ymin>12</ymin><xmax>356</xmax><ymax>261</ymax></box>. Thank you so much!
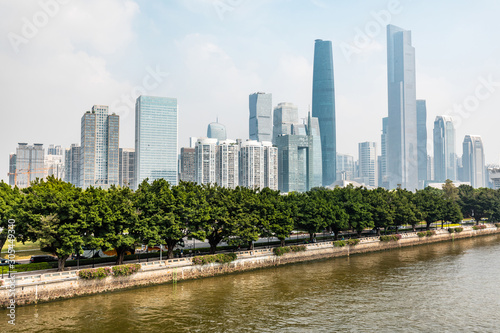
<box><xmin>495</xmin><ymin>223</ymin><xmax>500</xmax><ymax>228</ymax></box>
<box><xmin>454</xmin><ymin>227</ymin><xmax>464</xmax><ymax>233</ymax></box>
<box><xmin>192</xmin><ymin>253</ymin><xmax>237</xmax><ymax>265</ymax></box>
<box><xmin>273</xmin><ymin>245</ymin><xmax>307</xmax><ymax>256</ymax></box>
<box><xmin>346</xmin><ymin>238</ymin><xmax>360</xmax><ymax>246</ymax></box>
<box><xmin>0</xmin><ymin>262</ymin><xmax>52</xmax><ymax>274</ymax></box>
<box><xmin>472</xmin><ymin>225</ymin><xmax>487</xmax><ymax>230</ymax></box>
<box><xmin>426</xmin><ymin>230</ymin><xmax>436</xmax><ymax>236</ymax></box>
<box><xmin>112</xmin><ymin>263</ymin><xmax>141</xmax><ymax>277</ymax></box>
<box><xmin>333</xmin><ymin>240</ymin><xmax>346</xmax><ymax>247</ymax></box>
<box><xmin>0</xmin><ymin>182</ymin><xmax>21</xmax><ymax>252</ymax></box>
<box><xmin>448</xmin><ymin>228</ymin><xmax>455</xmax><ymax>233</ymax></box>
<box><xmin>78</xmin><ymin>267</ymin><xmax>112</xmax><ymax>280</ymax></box>
<box><xmin>380</xmin><ymin>234</ymin><xmax>401</xmax><ymax>242</ymax></box>
<box><xmin>417</xmin><ymin>232</ymin><xmax>426</xmax><ymax>238</ymax></box>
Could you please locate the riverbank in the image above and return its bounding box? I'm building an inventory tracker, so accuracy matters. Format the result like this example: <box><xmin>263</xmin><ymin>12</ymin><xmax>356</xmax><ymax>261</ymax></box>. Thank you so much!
<box><xmin>2</xmin><ymin>225</ymin><xmax>500</xmax><ymax>308</ymax></box>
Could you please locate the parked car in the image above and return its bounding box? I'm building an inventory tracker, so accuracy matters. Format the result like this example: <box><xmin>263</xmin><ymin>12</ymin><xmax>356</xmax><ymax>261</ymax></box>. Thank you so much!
<box><xmin>0</xmin><ymin>259</ymin><xmax>20</xmax><ymax>266</ymax></box>
<box><xmin>29</xmin><ymin>255</ymin><xmax>58</xmax><ymax>263</ymax></box>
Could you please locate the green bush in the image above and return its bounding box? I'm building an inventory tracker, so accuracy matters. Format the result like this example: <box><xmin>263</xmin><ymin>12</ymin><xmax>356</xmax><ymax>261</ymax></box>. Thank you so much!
<box><xmin>472</xmin><ymin>225</ymin><xmax>487</xmax><ymax>230</ymax></box>
<box><xmin>346</xmin><ymin>238</ymin><xmax>360</xmax><ymax>246</ymax></box>
<box><xmin>333</xmin><ymin>240</ymin><xmax>346</xmax><ymax>247</ymax></box>
<box><xmin>78</xmin><ymin>267</ymin><xmax>112</xmax><ymax>280</ymax></box>
<box><xmin>112</xmin><ymin>264</ymin><xmax>141</xmax><ymax>277</ymax></box>
<box><xmin>448</xmin><ymin>228</ymin><xmax>455</xmax><ymax>233</ymax></box>
<box><xmin>273</xmin><ymin>247</ymin><xmax>292</xmax><ymax>256</ymax></box>
<box><xmin>192</xmin><ymin>253</ymin><xmax>237</xmax><ymax>265</ymax></box>
<box><xmin>289</xmin><ymin>245</ymin><xmax>307</xmax><ymax>252</ymax></box>
<box><xmin>454</xmin><ymin>227</ymin><xmax>464</xmax><ymax>233</ymax></box>
<box><xmin>417</xmin><ymin>232</ymin><xmax>426</xmax><ymax>238</ymax></box>
<box><xmin>380</xmin><ymin>234</ymin><xmax>402</xmax><ymax>242</ymax></box>
<box><xmin>426</xmin><ymin>230</ymin><xmax>436</xmax><ymax>237</ymax></box>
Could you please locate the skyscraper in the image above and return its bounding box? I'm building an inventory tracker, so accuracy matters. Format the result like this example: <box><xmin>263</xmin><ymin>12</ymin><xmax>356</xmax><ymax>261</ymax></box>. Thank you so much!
<box><xmin>119</xmin><ymin>148</ymin><xmax>135</xmax><ymax>188</ymax></box>
<box><xmin>195</xmin><ymin>138</ymin><xmax>218</xmax><ymax>185</ymax></box>
<box><xmin>8</xmin><ymin>153</ymin><xmax>16</xmax><ymax>186</ymax></box>
<box><xmin>207</xmin><ymin>121</ymin><xmax>227</xmax><ymax>142</ymax></box>
<box><xmin>462</xmin><ymin>135</ymin><xmax>485</xmax><ymax>188</ymax></box>
<box><xmin>312</xmin><ymin>39</ymin><xmax>336</xmax><ymax>186</ymax></box>
<box><xmin>417</xmin><ymin>100</ymin><xmax>428</xmax><ymax>187</ymax></box>
<box><xmin>380</xmin><ymin>117</ymin><xmax>389</xmax><ymax>188</ymax></box>
<box><xmin>387</xmin><ymin>25</ymin><xmax>418</xmax><ymax>190</ymax></box>
<box><xmin>216</xmin><ymin>140</ymin><xmax>239</xmax><ymax>189</ymax></box>
<box><xmin>263</xmin><ymin>142</ymin><xmax>278</xmax><ymax>191</ymax></box>
<box><xmin>45</xmin><ymin>145</ymin><xmax>65</xmax><ymax>180</ymax></box>
<box><xmin>12</xmin><ymin>143</ymin><xmax>44</xmax><ymax>188</ymax></box>
<box><xmin>433</xmin><ymin>116</ymin><xmax>456</xmax><ymax>182</ymax></box>
<box><xmin>80</xmin><ymin>105</ymin><xmax>119</xmax><ymax>189</ymax></box>
<box><xmin>179</xmin><ymin>147</ymin><xmax>196</xmax><ymax>183</ymax></box>
<box><xmin>336</xmin><ymin>153</ymin><xmax>355</xmax><ymax>181</ymax></box>
<box><xmin>249</xmin><ymin>92</ymin><xmax>272</xmax><ymax>142</ymax></box>
<box><xmin>238</xmin><ymin>140</ymin><xmax>279</xmax><ymax>190</ymax></box>
<box><xmin>65</xmin><ymin>144</ymin><xmax>81</xmax><ymax>187</ymax></box>
<box><xmin>272</xmin><ymin>102</ymin><xmax>299</xmax><ymax>145</ymax></box>
<box><xmin>135</xmin><ymin>96</ymin><xmax>178</xmax><ymax>189</ymax></box>
<box><xmin>358</xmin><ymin>142</ymin><xmax>378</xmax><ymax>187</ymax></box>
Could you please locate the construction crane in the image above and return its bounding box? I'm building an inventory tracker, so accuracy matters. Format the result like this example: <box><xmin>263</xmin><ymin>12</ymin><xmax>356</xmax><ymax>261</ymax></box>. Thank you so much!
<box><xmin>7</xmin><ymin>168</ymin><xmax>51</xmax><ymax>188</ymax></box>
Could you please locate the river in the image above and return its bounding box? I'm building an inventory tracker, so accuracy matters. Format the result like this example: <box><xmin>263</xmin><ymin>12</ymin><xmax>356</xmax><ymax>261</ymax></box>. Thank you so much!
<box><xmin>3</xmin><ymin>234</ymin><xmax>500</xmax><ymax>332</ymax></box>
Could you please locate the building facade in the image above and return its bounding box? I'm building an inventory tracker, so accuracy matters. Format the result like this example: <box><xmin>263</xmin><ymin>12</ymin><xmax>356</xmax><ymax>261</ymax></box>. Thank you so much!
<box><xmin>207</xmin><ymin>121</ymin><xmax>227</xmax><ymax>142</ymax></box>
<box><xmin>65</xmin><ymin>144</ymin><xmax>81</xmax><ymax>187</ymax></box>
<box><xmin>462</xmin><ymin>135</ymin><xmax>485</xmax><ymax>188</ymax></box>
<box><xmin>417</xmin><ymin>100</ymin><xmax>428</xmax><ymax>188</ymax></box>
<box><xmin>179</xmin><ymin>147</ymin><xmax>196</xmax><ymax>183</ymax></box>
<box><xmin>216</xmin><ymin>140</ymin><xmax>239</xmax><ymax>189</ymax></box>
<box><xmin>135</xmin><ymin>96</ymin><xmax>178</xmax><ymax>189</ymax></box>
<box><xmin>80</xmin><ymin>105</ymin><xmax>119</xmax><ymax>189</ymax></box>
<box><xmin>249</xmin><ymin>92</ymin><xmax>272</xmax><ymax>142</ymax></box>
<box><xmin>272</xmin><ymin>102</ymin><xmax>299</xmax><ymax>145</ymax></box>
<box><xmin>45</xmin><ymin>145</ymin><xmax>65</xmax><ymax>181</ymax></box>
<box><xmin>119</xmin><ymin>148</ymin><xmax>135</xmax><ymax>188</ymax></box>
<box><xmin>387</xmin><ymin>25</ymin><xmax>418</xmax><ymax>190</ymax></box>
<box><xmin>380</xmin><ymin>117</ymin><xmax>389</xmax><ymax>188</ymax></box>
<box><xmin>312</xmin><ymin>39</ymin><xmax>337</xmax><ymax>187</ymax></box>
<box><xmin>358</xmin><ymin>142</ymin><xmax>378</xmax><ymax>187</ymax></box>
<box><xmin>12</xmin><ymin>143</ymin><xmax>45</xmax><ymax>188</ymax></box>
<box><xmin>433</xmin><ymin>116</ymin><xmax>456</xmax><ymax>182</ymax></box>
<box><xmin>195</xmin><ymin>138</ymin><xmax>218</xmax><ymax>185</ymax></box>
<box><xmin>336</xmin><ymin>153</ymin><xmax>355</xmax><ymax>181</ymax></box>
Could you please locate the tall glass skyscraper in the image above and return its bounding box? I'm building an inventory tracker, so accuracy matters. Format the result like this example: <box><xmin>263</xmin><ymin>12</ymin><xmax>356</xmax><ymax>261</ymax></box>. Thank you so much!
<box><xmin>462</xmin><ymin>135</ymin><xmax>485</xmax><ymax>188</ymax></box>
<box><xmin>358</xmin><ymin>142</ymin><xmax>378</xmax><ymax>187</ymax></box>
<box><xmin>433</xmin><ymin>116</ymin><xmax>456</xmax><ymax>182</ymax></box>
<box><xmin>380</xmin><ymin>117</ymin><xmax>389</xmax><ymax>188</ymax></box>
<box><xmin>387</xmin><ymin>25</ymin><xmax>418</xmax><ymax>190</ymax></box>
<box><xmin>135</xmin><ymin>96</ymin><xmax>178</xmax><ymax>189</ymax></box>
<box><xmin>80</xmin><ymin>105</ymin><xmax>119</xmax><ymax>189</ymax></box>
<box><xmin>249</xmin><ymin>92</ymin><xmax>272</xmax><ymax>142</ymax></box>
<box><xmin>312</xmin><ymin>39</ymin><xmax>336</xmax><ymax>186</ymax></box>
<box><xmin>272</xmin><ymin>102</ymin><xmax>299</xmax><ymax>145</ymax></box>
<box><xmin>207</xmin><ymin>121</ymin><xmax>227</xmax><ymax>142</ymax></box>
<box><xmin>417</xmin><ymin>100</ymin><xmax>428</xmax><ymax>187</ymax></box>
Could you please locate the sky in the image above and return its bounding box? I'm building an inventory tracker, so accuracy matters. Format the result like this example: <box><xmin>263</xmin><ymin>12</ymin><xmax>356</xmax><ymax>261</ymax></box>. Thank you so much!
<box><xmin>1</xmin><ymin>0</ymin><xmax>500</xmax><ymax>183</ymax></box>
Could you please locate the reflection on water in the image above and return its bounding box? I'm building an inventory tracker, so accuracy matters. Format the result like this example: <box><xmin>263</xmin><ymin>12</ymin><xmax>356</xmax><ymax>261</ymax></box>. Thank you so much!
<box><xmin>4</xmin><ymin>235</ymin><xmax>500</xmax><ymax>332</ymax></box>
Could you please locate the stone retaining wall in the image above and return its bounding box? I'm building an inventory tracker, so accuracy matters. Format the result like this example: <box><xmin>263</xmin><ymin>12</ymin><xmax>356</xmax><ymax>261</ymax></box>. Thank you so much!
<box><xmin>2</xmin><ymin>225</ymin><xmax>499</xmax><ymax>308</ymax></box>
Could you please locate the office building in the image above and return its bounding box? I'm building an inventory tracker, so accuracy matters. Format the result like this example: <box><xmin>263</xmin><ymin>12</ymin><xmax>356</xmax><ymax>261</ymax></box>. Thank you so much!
<box><xmin>240</xmin><ymin>140</ymin><xmax>278</xmax><ymax>190</ymax></box>
<box><xmin>216</xmin><ymin>140</ymin><xmax>239</xmax><ymax>189</ymax></box>
<box><xmin>65</xmin><ymin>144</ymin><xmax>81</xmax><ymax>187</ymax></box>
<box><xmin>336</xmin><ymin>153</ymin><xmax>355</xmax><ymax>181</ymax></box>
<box><xmin>387</xmin><ymin>25</ymin><xmax>418</xmax><ymax>190</ymax></box>
<box><xmin>8</xmin><ymin>154</ymin><xmax>16</xmax><ymax>186</ymax></box>
<box><xmin>462</xmin><ymin>135</ymin><xmax>485</xmax><ymax>188</ymax></box>
<box><xmin>119</xmin><ymin>148</ymin><xmax>135</xmax><ymax>188</ymax></box>
<box><xmin>380</xmin><ymin>117</ymin><xmax>389</xmax><ymax>188</ymax></box>
<box><xmin>207</xmin><ymin>121</ymin><xmax>227</xmax><ymax>142</ymax></box>
<box><xmin>135</xmin><ymin>96</ymin><xmax>178</xmax><ymax>189</ymax></box>
<box><xmin>80</xmin><ymin>105</ymin><xmax>119</xmax><ymax>189</ymax></box>
<box><xmin>195</xmin><ymin>138</ymin><xmax>218</xmax><ymax>185</ymax></box>
<box><xmin>312</xmin><ymin>39</ymin><xmax>337</xmax><ymax>186</ymax></box>
<box><xmin>179</xmin><ymin>147</ymin><xmax>196</xmax><ymax>183</ymax></box>
<box><xmin>273</xmin><ymin>102</ymin><xmax>299</xmax><ymax>145</ymax></box>
<box><xmin>417</xmin><ymin>100</ymin><xmax>428</xmax><ymax>187</ymax></box>
<box><xmin>12</xmin><ymin>143</ymin><xmax>44</xmax><ymax>188</ymax></box>
<box><xmin>433</xmin><ymin>116</ymin><xmax>456</xmax><ymax>182</ymax></box>
<box><xmin>358</xmin><ymin>142</ymin><xmax>378</xmax><ymax>187</ymax></box>
<box><xmin>263</xmin><ymin>142</ymin><xmax>278</xmax><ymax>191</ymax></box>
<box><xmin>249</xmin><ymin>92</ymin><xmax>272</xmax><ymax>142</ymax></box>
<box><xmin>47</xmin><ymin>144</ymin><xmax>63</xmax><ymax>156</ymax></box>
<box><xmin>45</xmin><ymin>145</ymin><xmax>65</xmax><ymax>180</ymax></box>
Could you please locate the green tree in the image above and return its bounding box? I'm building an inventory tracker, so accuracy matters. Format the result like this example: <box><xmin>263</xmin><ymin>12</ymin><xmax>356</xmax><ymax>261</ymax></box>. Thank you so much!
<box><xmin>310</xmin><ymin>188</ymin><xmax>348</xmax><ymax>240</ymax></box>
<box><xmin>367</xmin><ymin>187</ymin><xmax>395</xmax><ymax>235</ymax></box>
<box><xmin>259</xmin><ymin>188</ymin><xmax>293</xmax><ymax>247</ymax></box>
<box><xmin>0</xmin><ymin>182</ymin><xmax>21</xmax><ymax>251</ymax></box>
<box><xmin>341</xmin><ymin>186</ymin><xmax>374</xmax><ymax>236</ymax></box>
<box><xmin>414</xmin><ymin>187</ymin><xmax>443</xmax><ymax>230</ymax></box>
<box><xmin>19</xmin><ymin>176</ymin><xmax>88</xmax><ymax>271</ymax></box>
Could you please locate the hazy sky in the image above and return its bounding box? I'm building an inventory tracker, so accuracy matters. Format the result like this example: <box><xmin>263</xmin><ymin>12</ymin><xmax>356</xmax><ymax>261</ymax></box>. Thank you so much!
<box><xmin>1</xmin><ymin>0</ymin><xmax>500</xmax><ymax>183</ymax></box>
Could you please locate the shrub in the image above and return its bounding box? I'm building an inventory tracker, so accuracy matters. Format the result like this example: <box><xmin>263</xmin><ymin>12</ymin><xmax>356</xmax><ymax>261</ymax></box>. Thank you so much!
<box><xmin>417</xmin><ymin>232</ymin><xmax>426</xmax><ymax>238</ymax></box>
<box><xmin>454</xmin><ymin>227</ymin><xmax>464</xmax><ymax>233</ymax></box>
<box><xmin>380</xmin><ymin>235</ymin><xmax>400</xmax><ymax>242</ymax></box>
<box><xmin>346</xmin><ymin>238</ymin><xmax>360</xmax><ymax>246</ymax></box>
<box><xmin>333</xmin><ymin>240</ymin><xmax>346</xmax><ymax>247</ymax></box>
<box><xmin>495</xmin><ymin>223</ymin><xmax>500</xmax><ymax>228</ymax></box>
<box><xmin>192</xmin><ymin>253</ymin><xmax>237</xmax><ymax>265</ymax></box>
<box><xmin>472</xmin><ymin>225</ymin><xmax>487</xmax><ymax>230</ymax></box>
<box><xmin>112</xmin><ymin>264</ymin><xmax>141</xmax><ymax>277</ymax></box>
<box><xmin>273</xmin><ymin>247</ymin><xmax>291</xmax><ymax>256</ymax></box>
<box><xmin>448</xmin><ymin>228</ymin><xmax>455</xmax><ymax>233</ymax></box>
<box><xmin>289</xmin><ymin>245</ymin><xmax>307</xmax><ymax>252</ymax></box>
<box><xmin>426</xmin><ymin>230</ymin><xmax>436</xmax><ymax>237</ymax></box>
<box><xmin>78</xmin><ymin>267</ymin><xmax>112</xmax><ymax>280</ymax></box>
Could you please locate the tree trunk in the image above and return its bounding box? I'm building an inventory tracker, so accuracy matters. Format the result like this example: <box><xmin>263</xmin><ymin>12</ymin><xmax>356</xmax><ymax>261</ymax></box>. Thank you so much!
<box><xmin>426</xmin><ymin>221</ymin><xmax>432</xmax><ymax>230</ymax></box>
<box><xmin>376</xmin><ymin>227</ymin><xmax>381</xmax><ymax>236</ymax></box>
<box><xmin>208</xmin><ymin>239</ymin><xmax>218</xmax><ymax>254</ymax></box>
<box><xmin>280</xmin><ymin>239</ymin><xmax>285</xmax><ymax>247</ymax></box>
<box><xmin>57</xmin><ymin>255</ymin><xmax>69</xmax><ymax>272</ymax></box>
<box><xmin>247</xmin><ymin>241</ymin><xmax>254</xmax><ymax>250</ymax></box>
<box><xmin>0</xmin><ymin>233</ymin><xmax>7</xmax><ymax>254</ymax></box>
<box><xmin>115</xmin><ymin>247</ymin><xmax>128</xmax><ymax>265</ymax></box>
<box><xmin>309</xmin><ymin>233</ymin><xmax>314</xmax><ymax>241</ymax></box>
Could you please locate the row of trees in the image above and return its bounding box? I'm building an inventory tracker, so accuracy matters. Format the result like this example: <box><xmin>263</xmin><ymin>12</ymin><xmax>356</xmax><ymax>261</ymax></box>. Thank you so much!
<box><xmin>0</xmin><ymin>177</ymin><xmax>498</xmax><ymax>271</ymax></box>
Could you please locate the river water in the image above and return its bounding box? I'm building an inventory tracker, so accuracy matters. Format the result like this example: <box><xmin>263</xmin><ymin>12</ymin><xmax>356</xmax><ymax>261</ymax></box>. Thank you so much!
<box><xmin>4</xmin><ymin>235</ymin><xmax>500</xmax><ymax>332</ymax></box>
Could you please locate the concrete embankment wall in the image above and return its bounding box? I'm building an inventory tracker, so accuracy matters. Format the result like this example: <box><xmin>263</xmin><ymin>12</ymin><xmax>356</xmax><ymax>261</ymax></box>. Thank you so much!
<box><xmin>2</xmin><ymin>226</ymin><xmax>500</xmax><ymax>307</ymax></box>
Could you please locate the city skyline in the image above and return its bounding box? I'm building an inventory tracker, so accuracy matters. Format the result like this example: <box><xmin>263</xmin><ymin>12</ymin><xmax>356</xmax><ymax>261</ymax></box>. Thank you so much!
<box><xmin>2</xmin><ymin>1</ymin><xmax>500</xmax><ymax>184</ymax></box>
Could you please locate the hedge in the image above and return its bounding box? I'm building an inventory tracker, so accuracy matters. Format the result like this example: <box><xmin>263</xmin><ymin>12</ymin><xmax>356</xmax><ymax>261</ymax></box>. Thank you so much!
<box><xmin>380</xmin><ymin>234</ymin><xmax>402</xmax><ymax>242</ymax></box>
<box><xmin>192</xmin><ymin>253</ymin><xmax>237</xmax><ymax>265</ymax></box>
<box><xmin>272</xmin><ymin>245</ymin><xmax>307</xmax><ymax>256</ymax></box>
<box><xmin>417</xmin><ymin>232</ymin><xmax>426</xmax><ymax>238</ymax></box>
<box><xmin>333</xmin><ymin>240</ymin><xmax>346</xmax><ymax>247</ymax></box>
<box><xmin>112</xmin><ymin>264</ymin><xmax>141</xmax><ymax>277</ymax></box>
<box><xmin>78</xmin><ymin>267</ymin><xmax>112</xmax><ymax>280</ymax></box>
<box><xmin>472</xmin><ymin>225</ymin><xmax>487</xmax><ymax>230</ymax></box>
<box><xmin>346</xmin><ymin>239</ymin><xmax>360</xmax><ymax>246</ymax></box>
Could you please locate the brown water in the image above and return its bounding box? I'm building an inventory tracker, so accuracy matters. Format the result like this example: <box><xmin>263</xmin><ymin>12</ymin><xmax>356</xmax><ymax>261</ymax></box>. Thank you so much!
<box><xmin>3</xmin><ymin>235</ymin><xmax>500</xmax><ymax>332</ymax></box>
